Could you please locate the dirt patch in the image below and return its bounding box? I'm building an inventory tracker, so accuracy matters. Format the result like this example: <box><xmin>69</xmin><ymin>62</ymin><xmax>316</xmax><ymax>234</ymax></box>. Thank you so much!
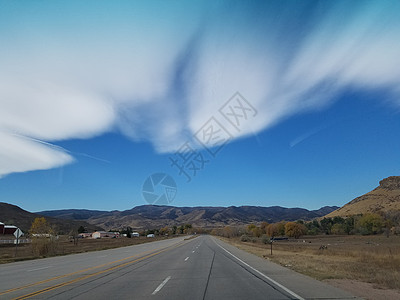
<box><xmin>325</xmin><ymin>279</ymin><xmax>400</xmax><ymax>300</ymax></box>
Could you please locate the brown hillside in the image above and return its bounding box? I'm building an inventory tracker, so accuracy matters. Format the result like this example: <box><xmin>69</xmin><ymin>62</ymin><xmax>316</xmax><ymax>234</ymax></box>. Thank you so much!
<box><xmin>326</xmin><ymin>176</ymin><xmax>400</xmax><ymax>218</ymax></box>
<box><xmin>39</xmin><ymin>205</ymin><xmax>338</xmax><ymax>230</ymax></box>
<box><xmin>0</xmin><ymin>202</ymin><xmax>103</xmax><ymax>234</ymax></box>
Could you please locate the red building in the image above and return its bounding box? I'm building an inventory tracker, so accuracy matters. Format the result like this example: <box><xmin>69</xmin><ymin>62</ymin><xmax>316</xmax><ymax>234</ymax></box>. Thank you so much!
<box><xmin>0</xmin><ymin>222</ymin><xmax>19</xmax><ymax>235</ymax></box>
<box><xmin>4</xmin><ymin>225</ymin><xmax>17</xmax><ymax>235</ymax></box>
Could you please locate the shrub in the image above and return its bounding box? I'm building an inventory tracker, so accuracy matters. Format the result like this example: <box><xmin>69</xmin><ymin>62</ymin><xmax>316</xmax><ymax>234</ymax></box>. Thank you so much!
<box><xmin>31</xmin><ymin>236</ymin><xmax>59</xmax><ymax>257</ymax></box>
<box><xmin>331</xmin><ymin>223</ymin><xmax>345</xmax><ymax>235</ymax></box>
<box><xmin>261</xmin><ymin>234</ymin><xmax>270</xmax><ymax>244</ymax></box>
<box><xmin>357</xmin><ymin>213</ymin><xmax>383</xmax><ymax>235</ymax></box>
<box><xmin>240</xmin><ymin>234</ymin><xmax>250</xmax><ymax>242</ymax></box>
<box><xmin>30</xmin><ymin>217</ymin><xmax>58</xmax><ymax>257</ymax></box>
<box><xmin>285</xmin><ymin>222</ymin><xmax>307</xmax><ymax>239</ymax></box>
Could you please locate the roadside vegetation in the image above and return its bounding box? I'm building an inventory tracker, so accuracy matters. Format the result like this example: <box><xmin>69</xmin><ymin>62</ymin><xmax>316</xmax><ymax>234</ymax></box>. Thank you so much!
<box><xmin>211</xmin><ymin>211</ymin><xmax>400</xmax><ymax>239</ymax></box>
<box><xmin>211</xmin><ymin>213</ymin><xmax>400</xmax><ymax>292</ymax></box>
<box><xmin>0</xmin><ymin>217</ymin><xmax>201</xmax><ymax>264</ymax></box>
<box><xmin>218</xmin><ymin>234</ymin><xmax>400</xmax><ymax>291</ymax></box>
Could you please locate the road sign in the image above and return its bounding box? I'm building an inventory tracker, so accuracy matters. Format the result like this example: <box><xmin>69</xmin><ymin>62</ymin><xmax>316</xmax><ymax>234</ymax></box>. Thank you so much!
<box><xmin>14</xmin><ymin>228</ymin><xmax>23</xmax><ymax>239</ymax></box>
<box><xmin>14</xmin><ymin>228</ymin><xmax>23</xmax><ymax>257</ymax></box>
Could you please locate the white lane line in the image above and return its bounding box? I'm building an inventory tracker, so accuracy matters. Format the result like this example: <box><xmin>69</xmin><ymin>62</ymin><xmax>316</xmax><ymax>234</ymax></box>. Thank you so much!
<box><xmin>184</xmin><ymin>257</ymin><xmax>189</xmax><ymax>261</ymax></box>
<box><xmin>214</xmin><ymin>240</ymin><xmax>305</xmax><ymax>300</ymax></box>
<box><xmin>192</xmin><ymin>250</ymin><xmax>195</xmax><ymax>253</ymax></box>
<box><xmin>152</xmin><ymin>276</ymin><xmax>171</xmax><ymax>295</ymax></box>
<box><xmin>27</xmin><ymin>266</ymin><xmax>52</xmax><ymax>272</ymax></box>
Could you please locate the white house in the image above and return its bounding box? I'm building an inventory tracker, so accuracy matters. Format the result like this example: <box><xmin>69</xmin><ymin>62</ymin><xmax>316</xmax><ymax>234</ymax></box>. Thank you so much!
<box><xmin>92</xmin><ymin>231</ymin><xmax>119</xmax><ymax>239</ymax></box>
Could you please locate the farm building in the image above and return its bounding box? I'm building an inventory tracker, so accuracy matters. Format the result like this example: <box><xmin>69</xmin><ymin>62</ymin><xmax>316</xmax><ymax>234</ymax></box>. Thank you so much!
<box><xmin>92</xmin><ymin>231</ymin><xmax>120</xmax><ymax>239</ymax></box>
<box><xmin>0</xmin><ymin>223</ymin><xmax>19</xmax><ymax>235</ymax></box>
<box><xmin>78</xmin><ymin>233</ymin><xmax>92</xmax><ymax>238</ymax></box>
<box><xmin>4</xmin><ymin>225</ymin><xmax>17</xmax><ymax>235</ymax></box>
<box><xmin>4</xmin><ymin>225</ymin><xmax>18</xmax><ymax>234</ymax></box>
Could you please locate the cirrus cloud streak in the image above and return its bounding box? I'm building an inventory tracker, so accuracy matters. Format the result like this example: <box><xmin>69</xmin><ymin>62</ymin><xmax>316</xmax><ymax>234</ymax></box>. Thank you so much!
<box><xmin>0</xmin><ymin>1</ymin><xmax>399</xmax><ymax>177</ymax></box>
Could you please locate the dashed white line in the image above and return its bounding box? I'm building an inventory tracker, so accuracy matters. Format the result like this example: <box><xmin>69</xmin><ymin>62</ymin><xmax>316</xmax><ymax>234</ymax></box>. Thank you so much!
<box><xmin>152</xmin><ymin>276</ymin><xmax>171</xmax><ymax>295</ymax></box>
<box><xmin>192</xmin><ymin>250</ymin><xmax>195</xmax><ymax>253</ymax></box>
<box><xmin>184</xmin><ymin>257</ymin><xmax>189</xmax><ymax>261</ymax></box>
<box><xmin>27</xmin><ymin>266</ymin><xmax>52</xmax><ymax>272</ymax></box>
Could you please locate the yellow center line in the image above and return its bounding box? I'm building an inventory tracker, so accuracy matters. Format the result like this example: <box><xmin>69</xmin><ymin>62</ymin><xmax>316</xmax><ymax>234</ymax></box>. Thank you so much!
<box><xmin>1</xmin><ymin>249</ymin><xmax>153</xmax><ymax>296</ymax></box>
<box><xmin>13</xmin><ymin>238</ymin><xmax>195</xmax><ymax>300</ymax></box>
<box><xmin>1</xmin><ymin>238</ymin><xmax>189</xmax><ymax>297</ymax></box>
<box><xmin>13</xmin><ymin>245</ymin><xmax>177</xmax><ymax>300</ymax></box>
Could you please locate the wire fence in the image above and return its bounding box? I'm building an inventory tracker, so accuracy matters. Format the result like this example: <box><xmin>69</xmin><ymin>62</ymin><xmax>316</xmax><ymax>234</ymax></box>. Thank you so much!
<box><xmin>0</xmin><ymin>239</ymin><xmax>31</xmax><ymax>244</ymax></box>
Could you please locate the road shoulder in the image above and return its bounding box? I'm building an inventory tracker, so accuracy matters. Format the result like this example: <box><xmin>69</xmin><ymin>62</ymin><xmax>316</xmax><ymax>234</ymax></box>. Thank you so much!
<box><xmin>213</xmin><ymin>236</ymin><xmax>360</xmax><ymax>299</ymax></box>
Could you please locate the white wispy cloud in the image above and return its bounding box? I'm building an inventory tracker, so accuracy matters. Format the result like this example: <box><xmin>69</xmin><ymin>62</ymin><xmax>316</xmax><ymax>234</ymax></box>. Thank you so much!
<box><xmin>0</xmin><ymin>1</ymin><xmax>399</xmax><ymax>177</ymax></box>
<box><xmin>0</xmin><ymin>131</ymin><xmax>74</xmax><ymax>178</ymax></box>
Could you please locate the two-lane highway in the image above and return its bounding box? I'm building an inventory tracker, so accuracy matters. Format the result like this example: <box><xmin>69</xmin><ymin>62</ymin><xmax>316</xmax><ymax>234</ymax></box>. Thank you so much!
<box><xmin>0</xmin><ymin>235</ymin><xmax>359</xmax><ymax>299</ymax></box>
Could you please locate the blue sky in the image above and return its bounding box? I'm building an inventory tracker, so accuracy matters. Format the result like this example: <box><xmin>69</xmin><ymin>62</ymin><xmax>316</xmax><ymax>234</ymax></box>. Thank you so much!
<box><xmin>0</xmin><ymin>1</ymin><xmax>399</xmax><ymax>211</ymax></box>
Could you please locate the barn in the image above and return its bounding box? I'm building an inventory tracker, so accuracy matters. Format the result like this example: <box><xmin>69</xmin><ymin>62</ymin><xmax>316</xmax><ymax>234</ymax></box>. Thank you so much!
<box><xmin>0</xmin><ymin>223</ymin><xmax>20</xmax><ymax>235</ymax></box>
<box><xmin>4</xmin><ymin>225</ymin><xmax>18</xmax><ymax>235</ymax></box>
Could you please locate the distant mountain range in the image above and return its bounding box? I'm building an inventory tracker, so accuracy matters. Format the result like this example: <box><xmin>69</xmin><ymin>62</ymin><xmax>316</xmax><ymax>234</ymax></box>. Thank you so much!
<box><xmin>0</xmin><ymin>202</ymin><xmax>103</xmax><ymax>234</ymax></box>
<box><xmin>3</xmin><ymin>176</ymin><xmax>399</xmax><ymax>233</ymax></box>
<box><xmin>326</xmin><ymin>176</ymin><xmax>400</xmax><ymax>218</ymax></box>
<box><xmin>38</xmin><ymin>205</ymin><xmax>339</xmax><ymax>231</ymax></box>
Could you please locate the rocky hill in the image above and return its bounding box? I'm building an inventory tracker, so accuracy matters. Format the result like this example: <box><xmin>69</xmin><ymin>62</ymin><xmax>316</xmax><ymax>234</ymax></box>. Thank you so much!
<box><xmin>325</xmin><ymin>176</ymin><xmax>400</xmax><ymax>218</ymax></box>
<box><xmin>39</xmin><ymin>205</ymin><xmax>338</xmax><ymax>230</ymax></box>
<box><xmin>0</xmin><ymin>202</ymin><xmax>103</xmax><ymax>234</ymax></box>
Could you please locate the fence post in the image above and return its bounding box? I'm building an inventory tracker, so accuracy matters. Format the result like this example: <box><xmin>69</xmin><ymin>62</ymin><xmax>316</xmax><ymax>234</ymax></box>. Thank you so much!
<box><xmin>14</xmin><ymin>236</ymin><xmax>19</xmax><ymax>257</ymax></box>
<box><xmin>270</xmin><ymin>239</ymin><xmax>273</xmax><ymax>255</ymax></box>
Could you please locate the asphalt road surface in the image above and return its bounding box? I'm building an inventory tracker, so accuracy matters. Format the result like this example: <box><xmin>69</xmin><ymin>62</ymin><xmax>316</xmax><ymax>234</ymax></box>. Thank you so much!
<box><xmin>0</xmin><ymin>235</ymin><xmax>359</xmax><ymax>299</ymax></box>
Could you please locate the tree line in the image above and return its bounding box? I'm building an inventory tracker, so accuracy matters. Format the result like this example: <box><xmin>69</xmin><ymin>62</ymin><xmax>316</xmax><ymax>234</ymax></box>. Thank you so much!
<box><xmin>119</xmin><ymin>224</ymin><xmax>200</xmax><ymax>237</ymax></box>
<box><xmin>211</xmin><ymin>211</ymin><xmax>400</xmax><ymax>240</ymax></box>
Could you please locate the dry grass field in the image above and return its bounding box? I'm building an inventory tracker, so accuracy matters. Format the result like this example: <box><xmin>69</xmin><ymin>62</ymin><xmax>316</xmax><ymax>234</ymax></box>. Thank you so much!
<box><xmin>0</xmin><ymin>236</ymin><xmax>171</xmax><ymax>264</ymax></box>
<box><xmin>218</xmin><ymin>235</ymin><xmax>400</xmax><ymax>298</ymax></box>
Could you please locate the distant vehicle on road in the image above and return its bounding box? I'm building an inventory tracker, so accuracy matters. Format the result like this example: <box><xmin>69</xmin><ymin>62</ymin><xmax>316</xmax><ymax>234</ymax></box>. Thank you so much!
<box><xmin>132</xmin><ymin>232</ymin><xmax>140</xmax><ymax>237</ymax></box>
<box><xmin>146</xmin><ymin>234</ymin><xmax>155</xmax><ymax>238</ymax></box>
